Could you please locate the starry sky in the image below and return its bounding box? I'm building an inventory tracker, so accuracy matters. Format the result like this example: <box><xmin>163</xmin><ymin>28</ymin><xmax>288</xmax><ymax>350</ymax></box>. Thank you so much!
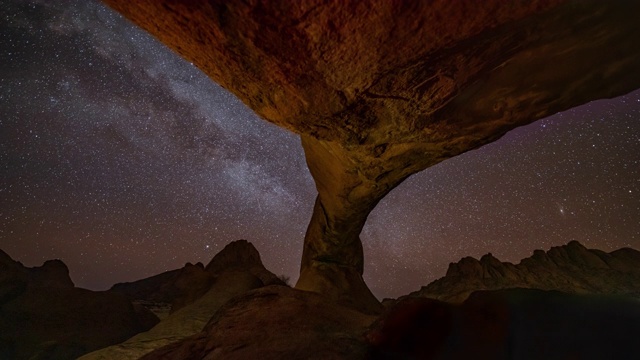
<box><xmin>1</xmin><ymin>0</ymin><xmax>639</xmax><ymax>299</ymax></box>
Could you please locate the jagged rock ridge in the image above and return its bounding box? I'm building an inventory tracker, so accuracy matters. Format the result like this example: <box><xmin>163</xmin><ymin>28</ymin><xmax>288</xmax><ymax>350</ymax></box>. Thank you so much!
<box><xmin>409</xmin><ymin>241</ymin><xmax>640</xmax><ymax>303</ymax></box>
<box><xmin>104</xmin><ymin>0</ymin><xmax>640</xmax><ymax>311</ymax></box>
<box><xmin>6</xmin><ymin>242</ymin><xmax>640</xmax><ymax>360</ymax></box>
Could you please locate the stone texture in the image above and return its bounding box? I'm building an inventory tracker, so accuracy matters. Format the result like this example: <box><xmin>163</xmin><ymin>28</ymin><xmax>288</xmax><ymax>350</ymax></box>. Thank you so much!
<box><xmin>103</xmin><ymin>0</ymin><xmax>640</xmax><ymax>311</ymax></box>
<box><xmin>368</xmin><ymin>289</ymin><xmax>640</xmax><ymax>359</ymax></box>
<box><xmin>0</xmin><ymin>250</ymin><xmax>158</xmax><ymax>360</ymax></box>
<box><xmin>138</xmin><ymin>286</ymin><xmax>377</xmax><ymax>360</ymax></box>
<box><xmin>79</xmin><ymin>240</ymin><xmax>285</xmax><ymax>360</ymax></box>
<box><xmin>407</xmin><ymin>241</ymin><xmax>640</xmax><ymax>303</ymax></box>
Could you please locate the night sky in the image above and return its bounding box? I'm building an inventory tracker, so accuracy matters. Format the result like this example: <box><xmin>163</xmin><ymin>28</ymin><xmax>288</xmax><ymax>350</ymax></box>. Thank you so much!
<box><xmin>2</xmin><ymin>0</ymin><xmax>639</xmax><ymax>299</ymax></box>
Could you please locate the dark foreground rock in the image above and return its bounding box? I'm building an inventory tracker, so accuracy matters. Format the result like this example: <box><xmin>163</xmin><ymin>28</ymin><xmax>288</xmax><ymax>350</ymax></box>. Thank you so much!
<box><xmin>139</xmin><ymin>286</ymin><xmax>377</xmax><ymax>360</ymax></box>
<box><xmin>368</xmin><ymin>289</ymin><xmax>640</xmax><ymax>360</ymax></box>
<box><xmin>0</xmin><ymin>250</ymin><xmax>158</xmax><ymax>360</ymax></box>
<box><xmin>118</xmin><ymin>286</ymin><xmax>640</xmax><ymax>360</ymax></box>
<box><xmin>409</xmin><ymin>241</ymin><xmax>640</xmax><ymax>303</ymax></box>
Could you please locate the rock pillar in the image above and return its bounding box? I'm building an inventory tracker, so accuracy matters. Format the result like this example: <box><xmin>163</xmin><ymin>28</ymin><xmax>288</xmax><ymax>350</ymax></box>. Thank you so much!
<box><xmin>295</xmin><ymin>136</ymin><xmax>410</xmax><ymax>313</ymax></box>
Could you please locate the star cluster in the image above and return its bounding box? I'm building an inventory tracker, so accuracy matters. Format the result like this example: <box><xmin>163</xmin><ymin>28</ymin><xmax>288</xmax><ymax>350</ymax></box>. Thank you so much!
<box><xmin>1</xmin><ymin>1</ymin><xmax>638</xmax><ymax>299</ymax></box>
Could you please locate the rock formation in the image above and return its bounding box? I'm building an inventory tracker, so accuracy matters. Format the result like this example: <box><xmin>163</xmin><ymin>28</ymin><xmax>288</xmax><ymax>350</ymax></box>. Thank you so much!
<box><xmin>407</xmin><ymin>241</ymin><xmax>640</xmax><ymax>303</ymax></box>
<box><xmin>110</xmin><ymin>240</ymin><xmax>284</xmax><ymax>316</ymax></box>
<box><xmin>103</xmin><ymin>0</ymin><xmax>640</xmax><ymax>312</ymax></box>
<box><xmin>80</xmin><ymin>240</ymin><xmax>286</xmax><ymax>360</ymax></box>
<box><xmin>0</xmin><ymin>250</ymin><xmax>158</xmax><ymax>360</ymax></box>
<box><xmin>368</xmin><ymin>289</ymin><xmax>640</xmax><ymax>359</ymax></box>
<box><xmin>137</xmin><ymin>286</ymin><xmax>376</xmax><ymax>360</ymax></box>
<box><xmin>110</xmin><ymin>262</ymin><xmax>217</xmax><ymax>318</ymax></box>
<box><xmin>110</xmin><ymin>267</ymin><xmax>182</xmax><ymax>303</ymax></box>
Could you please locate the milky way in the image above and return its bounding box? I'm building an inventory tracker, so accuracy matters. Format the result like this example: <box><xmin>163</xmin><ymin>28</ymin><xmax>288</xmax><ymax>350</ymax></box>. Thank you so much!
<box><xmin>2</xmin><ymin>0</ymin><xmax>639</xmax><ymax>299</ymax></box>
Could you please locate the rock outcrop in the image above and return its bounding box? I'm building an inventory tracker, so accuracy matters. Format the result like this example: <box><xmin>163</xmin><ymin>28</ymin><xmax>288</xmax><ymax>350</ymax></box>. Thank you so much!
<box><xmin>104</xmin><ymin>0</ymin><xmax>640</xmax><ymax>311</ymax></box>
<box><xmin>408</xmin><ymin>241</ymin><xmax>640</xmax><ymax>303</ymax></box>
<box><xmin>79</xmin><ymin>240</ymin><xmax>285</xmax><ymax>360</ymax></box>
<box><xmin>110</xmin><ymin>263</ymin><xmax>213</xmax><ymax>318</ymax></box>
<box><xmin>0</xmin><ymin>250</ymin><xmax>158</xmax><ymax>360</ymax></box>
<box><xmin>203</xmin><ymin>239</ymin><xmax>283</xmax><ymax>286</ymax></box>
<box><xmin>0</xmin><ymin>250</ymin><xmax>74</xmax><ymax>304</ymax></box>
<box><xmin>110</xmin><ymin>267</ymin><xmax>182</xmax><ymax>303</ymax></box>
<box><xmin>138</xmin><ymin>286</ymin><xmax>376</xmax><ymax>360</ymax></box>
<box><xmin>110</xmin><ymin>240</ymin><xmax>284</xmax><ymax>316</ymax></box>
<box><xmin>368</xmin><ymin>289</ymin><xmax>640</xmax><ymax>359</ymax></box>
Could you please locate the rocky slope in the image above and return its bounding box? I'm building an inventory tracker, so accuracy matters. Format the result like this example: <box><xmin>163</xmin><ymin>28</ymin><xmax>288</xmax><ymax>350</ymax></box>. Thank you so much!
<box><xmin>0</xmin><ymin>250</ymin><xmax>158</xmax><ymax>360</ymax></box>
<box><xmin>104</xmin><ymin>0</ymin><xmax>640</xmax><ymax>311</ymax></box>
<box><xmin>79</xmin><ymin>240</ymin><xmax>285</xmax><ymax>360</ymax></box>
<box><xmin>408</xmin><ymin>241</ymin><xmax>640</xmax><ymax>303</ymax></box>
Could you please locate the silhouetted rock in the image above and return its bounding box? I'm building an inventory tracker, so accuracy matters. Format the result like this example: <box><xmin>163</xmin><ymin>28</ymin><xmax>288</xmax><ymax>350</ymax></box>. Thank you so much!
<box><xmin>138</xmin><ymin>286</ymin><xmax>376</xmax><ymax>360</ymax></box>
<box><xmin>367</xmin><ymin>289</ymin><xmax>640</xmax><ymax>360</ymax></box>
<box><xmin>167</xmin><ymin>262</ymin><xmax>216</xmax><ymax>313</ymax></box>
<box><xmin>105</xmin><ymin>0</ymin><xmax>640</xmax><ymax>310</ymax></box>
<box><xmin>0</xmin><ymin>250</ymin><xmax>29</xmax><ymax>304</ymax></box>
<box><xmin>29</xmin><ymin>259</ymin><xmax>75</xmax><ymax>288</ymax></box>
<box><xmin>409</xmin><ymin>241</ymin><xmax>640</xmax><ymax>303</ymax></box>
<box><xmin>80</xmin><ymin>240</ymin><xmax>286</xmax><ymax>360</ymax></box>
<box><xmin>205</xmin><ymin>239</ymin><xmax>283</xmax><ymax>286</ymax></box>
<box><xmin>0</xmin><ymin>250</ymin><xmax>158</xmax><ymax>360</ymax></box>
<box><xmin>110</xmin><ymin>262</ymin><xmax>212</xmax><ymax>317</ymax></box>
<box><xmin>110</xmin><ymin>267</ymin><xmax>183</xmax><ymax>303</ymax></box>
<box><xmin>110</xmin><ymin>240</ymin><xmax>284</xmax><ymax>316</ymax></box>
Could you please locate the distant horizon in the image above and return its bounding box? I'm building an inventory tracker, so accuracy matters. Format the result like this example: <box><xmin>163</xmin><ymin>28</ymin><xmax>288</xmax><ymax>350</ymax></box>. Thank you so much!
<box><xmin>3</xmin><ymin>238</ymin><xmax>637</xmax><ymax>298</ymax></box>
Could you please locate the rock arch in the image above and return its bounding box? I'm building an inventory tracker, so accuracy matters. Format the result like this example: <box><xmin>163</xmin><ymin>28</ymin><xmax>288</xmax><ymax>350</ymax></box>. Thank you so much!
<box><xmin>104</xmin><ymin>0</ymin><xmax>640</xmax><ymax>313</ymax></box>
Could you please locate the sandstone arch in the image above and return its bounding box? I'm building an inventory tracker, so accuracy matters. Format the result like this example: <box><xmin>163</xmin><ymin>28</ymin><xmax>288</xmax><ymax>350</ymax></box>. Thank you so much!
<box><xmin>104</xmin><ymin>0</ymin><xmax>640</xmax><ymax>313</ymax></box>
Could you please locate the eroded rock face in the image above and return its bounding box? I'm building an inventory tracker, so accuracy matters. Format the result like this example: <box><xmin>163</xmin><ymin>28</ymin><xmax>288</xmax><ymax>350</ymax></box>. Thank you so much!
<box><xmin>103</xmin><ymin>0</ymin><xmax>640</xmax><ymax>311</ymax></box>
<box><xmin>407</xmin><ymin>241</ymin><xmax>640</xmax><ymax>303</ymax></box>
